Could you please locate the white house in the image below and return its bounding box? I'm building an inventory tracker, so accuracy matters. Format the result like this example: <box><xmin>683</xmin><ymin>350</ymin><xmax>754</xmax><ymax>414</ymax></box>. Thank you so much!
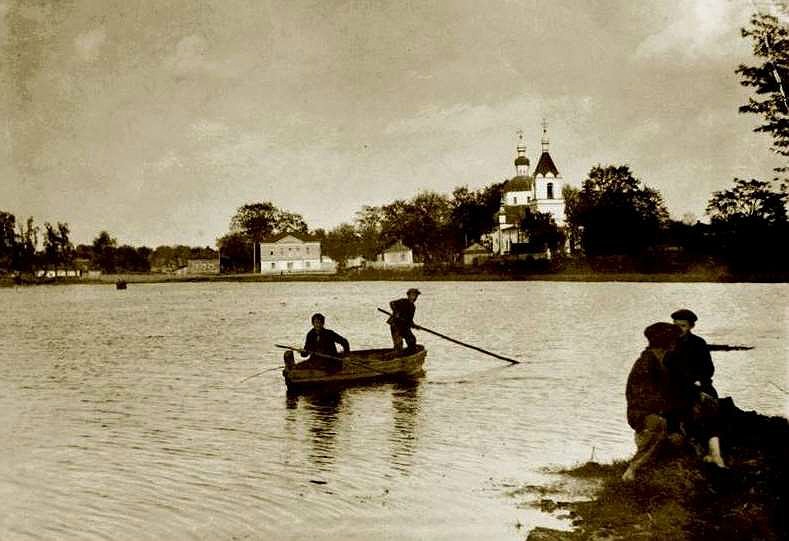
<box><xmin>463</xmin><ymin>242</ymin><xmax>492</xmax><ymax>265</ymax></box>
<box><xmin>374</xmin><ymin>241</ymin><xmax>415</xmax><ymax>268</ymax></box>
<box><xmin>259</xmin><ymin>233</ymin><xmax>334</xmax><ymax>274</ymax></box>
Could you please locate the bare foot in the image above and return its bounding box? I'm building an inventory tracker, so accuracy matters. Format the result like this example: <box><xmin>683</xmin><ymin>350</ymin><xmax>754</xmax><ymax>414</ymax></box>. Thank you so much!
<box><xmin>703</xmin><ymin>454</ymin><xmax>727</xmax><ymax>468</ymax></box>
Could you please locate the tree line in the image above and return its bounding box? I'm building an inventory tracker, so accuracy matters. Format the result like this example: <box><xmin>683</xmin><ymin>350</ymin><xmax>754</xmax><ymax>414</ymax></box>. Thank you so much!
<box><xmin>0</xmin><ymin>217</ymin><xmax>217</xmax><ymax>275</ymax></box>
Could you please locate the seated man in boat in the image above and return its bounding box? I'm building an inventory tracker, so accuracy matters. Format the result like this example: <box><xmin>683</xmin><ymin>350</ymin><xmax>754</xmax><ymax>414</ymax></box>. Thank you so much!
<box><xmin>387</xmin><ymin>288</ymin><xmax>420</xmax><ymax>355</ymax></box>
<box><xmin>622</xmin><ymin>322</ymin><xmax>686</xmax><ymax>481</ymax></box>
<box><xmin>301</xmin><ymin>313</ymin><xmax>350</xmax><ymax>368</ymax></box>
<box><xmin>665</xmin><ymin>308</ymin><xmax>726</xmax><ymax>469</ymax></box>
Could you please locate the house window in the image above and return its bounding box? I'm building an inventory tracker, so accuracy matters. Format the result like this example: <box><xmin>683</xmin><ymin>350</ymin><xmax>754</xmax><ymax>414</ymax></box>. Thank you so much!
<box><xmin>269</xmin><ymin>250</ymin><xmax>274</xmax><ymax>255</ymax></box>
<box><xmin>287</xmin><ymin>262</ymin><xmax>293</xmax><ymax>269</ymax></box>
<box><xmin>513</xmin><ymin>196</ymin><xmax>518</xmax><ymax>204</ymax></box>
<box><xmin>401</xmin><ymin>253</ymin><xmax>405</xmax><ymax>261</ymax></box>
<box><xmin>270</xmin><ymin>262</ymin><xmax>275</xmax><ymax>269</ymax></box>
<box><xmin>305</xmin><ymin>261</ymin><xmax>310</xmax><ymax>268</ymax></box>
<box><xmin>547</xmin><ymin>182</ymin><xmax>554</xmax><ymax>199</ymax></box>
<box><xmin>306</xmin><ymin>247</ymin><xmax>310</xmax><ymax>253</ymax></box>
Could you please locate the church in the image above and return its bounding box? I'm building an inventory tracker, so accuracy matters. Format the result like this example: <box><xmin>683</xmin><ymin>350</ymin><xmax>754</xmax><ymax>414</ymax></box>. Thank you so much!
<box><xmin>488</xmin><ymin>122</ymin><xmax>567</xmax><ymax>256</ymax></box>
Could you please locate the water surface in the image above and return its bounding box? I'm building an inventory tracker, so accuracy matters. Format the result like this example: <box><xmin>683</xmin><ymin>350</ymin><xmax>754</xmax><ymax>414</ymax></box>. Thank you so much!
<box><xmin>1</xmin><ymin>281</ymin><xmax>786</xmax><ymax>539</ymax></box>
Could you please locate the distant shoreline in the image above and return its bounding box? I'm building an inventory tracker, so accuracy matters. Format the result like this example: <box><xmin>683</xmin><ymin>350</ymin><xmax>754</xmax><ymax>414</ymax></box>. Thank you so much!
<box><xmin>4</xmin><ymin>268</ymin><xmax>789</xmax><ymax>286</ymax></box>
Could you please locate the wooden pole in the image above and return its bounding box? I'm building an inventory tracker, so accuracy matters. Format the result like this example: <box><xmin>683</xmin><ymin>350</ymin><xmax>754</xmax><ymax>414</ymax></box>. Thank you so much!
<box><xmin>377</xmin><ymin>308</ymin><xmax>521</xmax><ymax>364</ymax></box>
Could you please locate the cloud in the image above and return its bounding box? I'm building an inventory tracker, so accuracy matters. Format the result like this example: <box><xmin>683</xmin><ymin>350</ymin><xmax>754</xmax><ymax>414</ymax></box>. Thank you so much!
<box><xmin>635</xmin><ymin>0</ymin><xmax>751</xmax><ymax>61</ymax></box>
<box><xmin>74</xmin><ymin>27</ymin><xmax>106</xmax><ymax>62</ymax></box>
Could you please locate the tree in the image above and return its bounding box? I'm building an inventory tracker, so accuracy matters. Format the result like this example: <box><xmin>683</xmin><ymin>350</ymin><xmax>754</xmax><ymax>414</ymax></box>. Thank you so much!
<box><xmin>229</xmin><ymin>202</ymin><xmax>308</xmax><ymax>240</ymax></box>
<box><xmin>14</xmin><ymin>217</ymin><xmax>38</xmax><ymax>272</ymax></box>
<box><xmin>0</xmin><ymin>211</ymin><xmax>16</xmax><ymax>271</ymax></box>
<box><xmin>43</xmin><ymin>222</ymin><xmax>73</xmax><ymax>269</ymax></box>
<box><xmin>354</xmin><ymin>205</ymin><xmax>385</xmax><ymax>260</ymax></box>
<box><xmin>568</xmin><ymin>165</ymin><xmax>669</xmax><ymax>256</ymax></box>
<box><xmin>736</xmin><ymin>8</ymin><xmax>789</xmax><ymax>160</ymax></box>
<box><xmin>92</xmin><ymin>231</ymin><xmax>117</xmax><ymax>273</ymax></box>
<box><xmin>322</xmin><ymin>223</ymin><xmax>361</xmax><ymax>271</ymax></box>
<box><xmin>216</xmin><ymin>232</ymin><xmax>253</xmax><ymax>273</ymax></box>
<box><xmin>449</xmin><ymin>182</ymin><xmax>505</xmax><ymax>248</ymax></box>
<box><xmin>380</xmin><ymin>191</ymin><xmax>454</xmax><ymax>264</ymax></box>
<box><xmin>519</xmin><ymin>208</ymin><xmax>566</xmax><ymax>255</ymax></box>
<box><xmin>229</xmin><ymin>202</ymin><xmax>308</xmax><ymax>272</ymax></box>
<box><xmin>706</xmin><ymin>177</ymin><xmax>789</xmax><ymax>271</ymax></box>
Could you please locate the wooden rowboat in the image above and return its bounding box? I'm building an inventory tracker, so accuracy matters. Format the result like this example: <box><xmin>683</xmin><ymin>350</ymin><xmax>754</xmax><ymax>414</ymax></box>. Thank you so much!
<box><xmin>282</xmin><ymin>346</ymin><xmax>427</xmax><ymax>390</ymax></box>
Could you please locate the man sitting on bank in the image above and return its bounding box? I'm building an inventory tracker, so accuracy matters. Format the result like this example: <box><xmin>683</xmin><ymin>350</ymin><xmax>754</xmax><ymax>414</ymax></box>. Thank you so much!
<box><xmin>666</xmin><ymin>308</ymin><xmax>726</xmax><ymax>468</ymax></box>
<box><xmin>622</xmin><ymin>322</ymin><xmax>685</xmax><ymax>481</ymax></box>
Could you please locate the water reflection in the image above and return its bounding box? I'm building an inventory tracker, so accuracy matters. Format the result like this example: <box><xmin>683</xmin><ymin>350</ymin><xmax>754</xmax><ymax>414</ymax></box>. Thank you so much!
<box><xmin>389</xmin><ymin>381</ymin><xmax>423</xmax><ymax>474</ymax></box>
<box><xmin>285</xmin><ymin>380</ymin><xmax>424</xmax><ymax>476</ymax></box>
<box><xmin>286</xmin><ymin>389</ymin><xmax>344</xmax><ymax>472</ymax></box>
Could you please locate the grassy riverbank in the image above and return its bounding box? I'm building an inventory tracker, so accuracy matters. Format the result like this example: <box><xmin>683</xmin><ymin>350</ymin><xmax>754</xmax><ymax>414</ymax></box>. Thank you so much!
<box><xmin>523</xmin><ymin>399</ymin><xmax>788</xmax><ymax>541</ymax></box>
<box><xmin>4</xmin><ymin>265</ymin><xmax>789</xmax><ymax>287</ymax></box>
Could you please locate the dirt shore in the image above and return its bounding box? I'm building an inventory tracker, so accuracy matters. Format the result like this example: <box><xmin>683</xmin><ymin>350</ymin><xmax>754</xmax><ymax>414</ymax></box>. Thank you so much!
<box><xmin>521</xmin><ymin>399</ymin><xmax>788</xmax><ymax>541</ymax></box>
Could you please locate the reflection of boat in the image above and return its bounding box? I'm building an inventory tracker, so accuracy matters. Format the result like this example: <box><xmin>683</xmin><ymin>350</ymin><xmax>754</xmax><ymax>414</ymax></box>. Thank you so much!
<box><xmin>282</xmin><ymin>346</ymin><xmax>427</xmax><ymax>390</ymax></box>
<box><xmin>115</xmin><ymin>280</ymin><xmax>127</xmax><ymax>290</ymax></box>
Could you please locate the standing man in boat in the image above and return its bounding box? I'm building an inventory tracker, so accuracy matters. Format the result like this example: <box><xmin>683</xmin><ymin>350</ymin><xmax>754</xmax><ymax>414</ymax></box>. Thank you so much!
<box><xmin>388</xmin><ymin>288</ymin><xmax>420</xmax><ymax>355</ymax></box>
<box><xmin>301</xmin><ymin>313</ymin><xmax>350</xmax><ymax>361</ymax></box>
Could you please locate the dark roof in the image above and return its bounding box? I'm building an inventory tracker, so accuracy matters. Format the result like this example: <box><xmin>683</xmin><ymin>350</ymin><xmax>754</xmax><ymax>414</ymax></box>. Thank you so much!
<box><xmin>504</xmin><ymin>175</ymin><xmax>533</xmax><ymax>192</ymax></box>
<box><xmin>514</xmin><ymin>156</ymin><xmax>530</xmax><ymax>166</ymax></box>
<box><xmin>463</xmin><ymin>242</ymin><xmax>490</xmax><ymax>254</ymax></box>
<box><xmin>384</xmin><ymin>241</ymin><xmax>411</xmax><ymax>253</ymax></box>
<box><xmin>262</xmin><ymin>231</ymin><xmax>319</xmax><ymax>243</ymax></box>
<box><xmin>499</xmin><ymin>205</ymin><xmax>528</xmax><ymax>224</ymax></box>
<box><xmin>533</xmin><ymin>152</ymin><xmax>559</xmax><ymax>177</ymax></box>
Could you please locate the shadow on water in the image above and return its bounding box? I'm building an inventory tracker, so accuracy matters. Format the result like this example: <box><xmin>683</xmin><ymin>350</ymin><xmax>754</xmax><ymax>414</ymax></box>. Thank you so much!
<box><xmin>285</xmin><ymin>379</ymin><xmax>424</xmax><ymax>475</ymax></box>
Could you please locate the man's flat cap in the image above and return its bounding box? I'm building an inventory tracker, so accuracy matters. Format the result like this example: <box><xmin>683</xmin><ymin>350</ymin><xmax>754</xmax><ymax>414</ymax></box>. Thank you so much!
<box><xmin>407</xmin><ymin>288</ymin><xmax>421</xmax><ymax>296</ymax></box>
<box><xmin>644</xmin><ymin>322</ymin><xmax>682</xmax><ymax>348</ymax></box>
<box><xmin>671</xmin><ymin>308</ymin><xmax>698</xmax><ymax>322</ymax></box>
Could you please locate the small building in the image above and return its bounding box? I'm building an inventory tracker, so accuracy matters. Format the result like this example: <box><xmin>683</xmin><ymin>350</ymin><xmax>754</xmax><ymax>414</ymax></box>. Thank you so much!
<box><xmin>462</xmin><ymin>242</ymin><xmax>492</xmax><ymax>265</ymax></box>
<box><xmin>187</xmin><ymin>258</ymin><xmax>220</xmax><ymax>274</ymax></box>
<box><xmin>376</xmin><ymin>241</ymin><xmax>414</xmax><ymax>268</ymax></box>
<box><xmin>259</xmin><ymin>232</ymin><xmax>334</xmax><ymax>274</ymax></box>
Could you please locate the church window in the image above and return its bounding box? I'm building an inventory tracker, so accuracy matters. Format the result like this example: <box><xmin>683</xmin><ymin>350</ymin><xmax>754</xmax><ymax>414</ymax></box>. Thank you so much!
<box><xmin>547</xmin><ymin>183</ymin><xmax>554</xmax><ymax>199</ymax></box>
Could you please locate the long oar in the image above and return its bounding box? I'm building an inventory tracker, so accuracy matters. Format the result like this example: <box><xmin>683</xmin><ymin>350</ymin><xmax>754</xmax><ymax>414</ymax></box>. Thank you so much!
<box><xmin>378</xmin><ymin>308</ymin><xmax>521</xmax><ymax>364</ymax></box>
<box><xmin>275</xmin><ymin>344</ymin><xmax>388</xmax><ymax>375</ymax></box>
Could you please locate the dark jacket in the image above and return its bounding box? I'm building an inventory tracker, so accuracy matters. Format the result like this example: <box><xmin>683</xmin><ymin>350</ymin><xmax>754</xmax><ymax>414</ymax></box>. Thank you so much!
<box><xmin>626</xmin><ymin>349</ymin><xmax>678</xmax><ymax>431</ymax></box>
<box><xmin>302</xmin><ymin>328</ymin><xmax>349</xmax><ymax>358</ymax></box>
<box><xmin>665</xmin><ymin>332</ymin><xmax>716</xmax><ymax>399</ymax></box>
<box><xmin>388</xmin><ymin>298</ymin><xmax>416</xmax><ymax>330</ymax></box>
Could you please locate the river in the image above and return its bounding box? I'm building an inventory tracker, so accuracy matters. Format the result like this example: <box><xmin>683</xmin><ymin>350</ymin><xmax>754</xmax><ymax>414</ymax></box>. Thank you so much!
<box><xmin>1</xmin><ymin>281</ymin><xmax>786</xmax><ymax>540</ymax></box>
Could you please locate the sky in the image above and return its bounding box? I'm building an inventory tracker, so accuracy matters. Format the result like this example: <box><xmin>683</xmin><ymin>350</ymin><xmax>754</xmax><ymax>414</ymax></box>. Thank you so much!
<box><xmin>1</xmin><ymin>0</ymin><xmax>786</xmax><ymax>248</ymax></box>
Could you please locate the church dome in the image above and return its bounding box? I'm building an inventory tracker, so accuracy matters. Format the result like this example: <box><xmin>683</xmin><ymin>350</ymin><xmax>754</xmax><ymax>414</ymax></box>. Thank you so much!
<box><xmin>514</xmin><ymin>156</ymin><xmax>530</xmax><ymax>166</ymax></box>
<box><xmin>505</xmin><ymin>175</ymin><xmax>533</xmax><ymax>192</ymax></box>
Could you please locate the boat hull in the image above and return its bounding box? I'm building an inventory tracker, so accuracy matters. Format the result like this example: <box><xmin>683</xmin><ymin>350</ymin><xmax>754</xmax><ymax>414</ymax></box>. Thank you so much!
<box><xmin>282</xmin><ymin>346</ymin><xmax>426</xmax><ymax>390</ymax></box>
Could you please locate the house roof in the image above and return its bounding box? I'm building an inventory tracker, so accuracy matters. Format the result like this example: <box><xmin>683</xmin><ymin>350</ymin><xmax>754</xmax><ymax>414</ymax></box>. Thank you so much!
<box><xmin>533</xmin><ymin>151</ymin><xmax>559</xmax><ymax>177</ymax></box>
<box><xmin>463</xmin><ymin>242</ymin><xmax>491</xmax><ymax>254</ymax></box>
<box><xmin>262</xmin><ymin>231</ymin><xmax>319</xmax><ymax>243</ymax></box>
<box><xmin>504</xmin><ymin>175</ymin><xmax>533</xmax><ymax>192</ymax></box>
<box><xmin>498</xmin><ymin>204</ymin><xmax>528</xmax><ymax>224</ymax></box>
<box><xmin>384</xmin><ymin>240</ymin><xmax>411</xmax><ymax>253</ymax></box>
